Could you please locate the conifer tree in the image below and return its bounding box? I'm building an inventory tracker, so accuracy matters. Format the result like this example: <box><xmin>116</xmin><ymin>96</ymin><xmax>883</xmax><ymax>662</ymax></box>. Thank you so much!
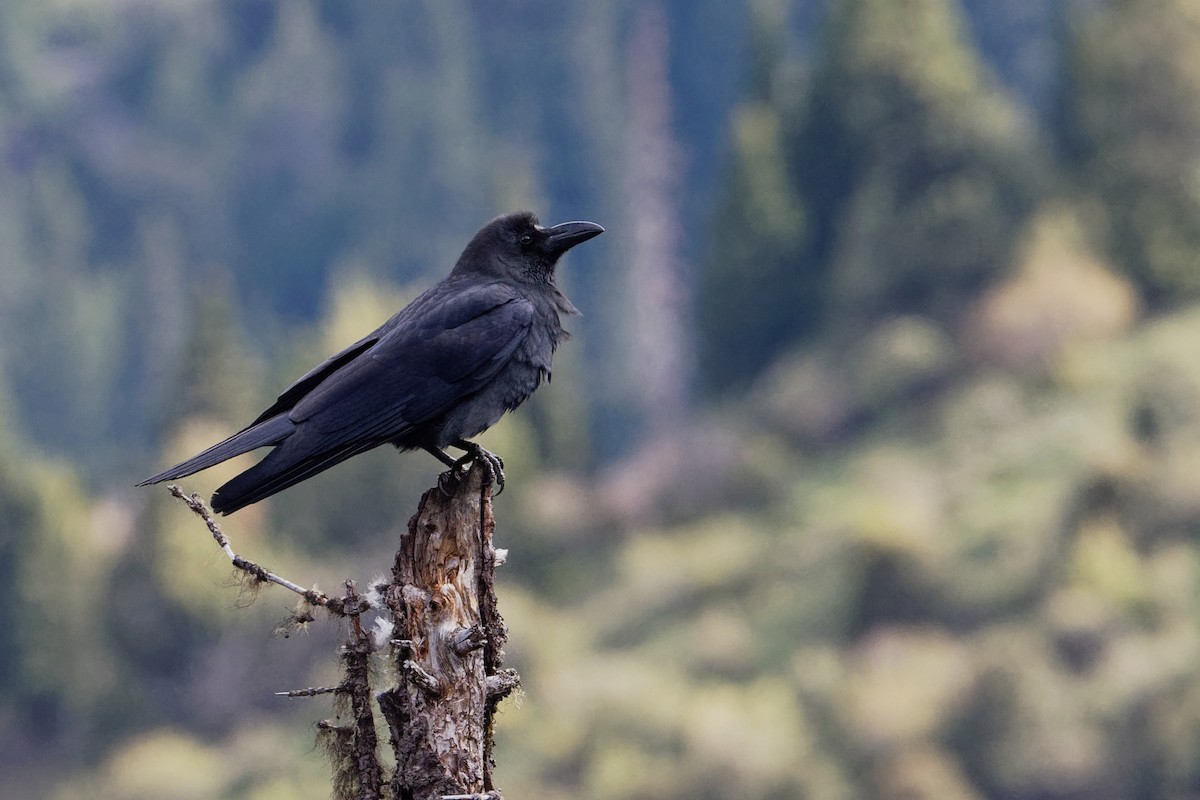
<box><xmin>701</xmin><ymin>0</ymin><xmax>1041</xmax><ymax>388</ymax></box>
<box><xmin>1059</xmin><ymin>0</ymin><xmax>1200</xmax><ymax>301</ymax></box>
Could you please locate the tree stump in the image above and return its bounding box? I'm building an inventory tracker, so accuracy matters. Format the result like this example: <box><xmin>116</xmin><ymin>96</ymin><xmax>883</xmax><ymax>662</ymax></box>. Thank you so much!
<box><xmin>171</xmin><ymin>463</ymin><xmax>519</xmax><ymax>800</ymax></box>
<box><xmin>378</xmin><ymin>463</ymin><xmax>517</xmax><ymax>800</ymax></box>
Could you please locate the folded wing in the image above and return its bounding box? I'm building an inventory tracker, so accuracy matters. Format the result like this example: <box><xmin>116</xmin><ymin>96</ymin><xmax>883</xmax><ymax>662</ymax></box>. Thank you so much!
<box><xmin>210</xmin><ymin>283</ymin><xmax>534</xmax><ymax>513</ymax></box>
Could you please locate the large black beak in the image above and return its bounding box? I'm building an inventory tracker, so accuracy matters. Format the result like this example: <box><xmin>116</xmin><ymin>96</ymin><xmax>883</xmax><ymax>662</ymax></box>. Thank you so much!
<box><xmin>544</xmin><ymin>220</ymin><xmax>605</xmax><ymax>256</ymax></box>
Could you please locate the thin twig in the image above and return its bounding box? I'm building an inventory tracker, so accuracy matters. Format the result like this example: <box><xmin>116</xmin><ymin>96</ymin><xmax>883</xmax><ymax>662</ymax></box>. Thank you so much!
<box><xmin>342</xmin><ymin>579</ymin><xmax>383</xmax><ymax>800</ymax></box>
<box><xmin>401</xmin><ymin>660</ymin><xmax>442</xmax><ymax>695</ymax></box>
<box><xmin>275</xmin><ymin>686</ymin><xmax>345</xmax><ymax>698</ymax></box>
<box><xmin>167</xmin><ymin>484</ymin><xmax>346</xmax><ymax>615</ymax></box>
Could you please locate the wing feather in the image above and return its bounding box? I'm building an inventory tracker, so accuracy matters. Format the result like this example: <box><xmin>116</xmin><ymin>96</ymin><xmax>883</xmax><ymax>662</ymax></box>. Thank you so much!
<box><xmin>183</xmin><ymin>280</ymin><xmax>536</xmax><ymax>513</ymax></box>
<box><xmin>291</xmin><ymin>285</ymin><xmax>533</xmax><ymax>441</ymax></box>
<box><xmin>250</xmin><ymin>331</ymin><xmax>382</xmax><ymax>425</ymax></box>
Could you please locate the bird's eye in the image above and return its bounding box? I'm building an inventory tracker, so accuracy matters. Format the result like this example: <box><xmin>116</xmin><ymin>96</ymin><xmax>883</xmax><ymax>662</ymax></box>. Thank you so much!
<box><xmin>519</xmin><ymin>233</ymin><xmax>533</xmax><ymax>246</ymax></box>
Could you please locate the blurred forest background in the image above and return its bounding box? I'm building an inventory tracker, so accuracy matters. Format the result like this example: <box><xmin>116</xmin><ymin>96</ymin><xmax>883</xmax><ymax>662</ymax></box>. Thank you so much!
<box><xmin>3</xmin><ymin>0</ymin><xmax>1200</xmax><ymax>797</ymax></box>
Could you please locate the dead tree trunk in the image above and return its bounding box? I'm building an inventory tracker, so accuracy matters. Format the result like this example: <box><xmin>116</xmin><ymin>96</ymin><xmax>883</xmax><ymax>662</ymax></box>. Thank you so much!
<box><xmin>377</xmin><ymin>464</ymin><xmax>517</xmax><ymax>800</ymax></box>
<box><xmin>170</xmin><ymin>461</ymin><xmax>519</xmax><ymax>800</ymax></box>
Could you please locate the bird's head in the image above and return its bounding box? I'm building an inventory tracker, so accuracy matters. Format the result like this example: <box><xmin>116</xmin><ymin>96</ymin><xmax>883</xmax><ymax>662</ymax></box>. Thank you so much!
<box><xmin>453</xmin><ymin>211</ymin><xmax>604</xmax><ymax>283</ymax></box>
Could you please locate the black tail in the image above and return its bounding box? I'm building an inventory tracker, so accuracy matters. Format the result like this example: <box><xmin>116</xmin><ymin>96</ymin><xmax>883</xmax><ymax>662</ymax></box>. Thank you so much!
<box><xmin>137</xmin><ymin>414</ymin><xmax>296</xmax><ymax>486</ymax></box>
<box><xmin>210</xmin><ymin>437</ymin><xmax>382</xmax><ymax>515</ymax></box>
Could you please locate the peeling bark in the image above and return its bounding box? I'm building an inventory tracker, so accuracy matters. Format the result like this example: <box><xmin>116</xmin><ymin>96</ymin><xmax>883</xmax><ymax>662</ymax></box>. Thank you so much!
<box><xmin>171</xmin><ymin>463</ymin><xmax>516</xmax><ymax>800</ymax></box>
<box><xmin>379</xmin><ymin>464</ymin><xmax>515</xmax><ymax>800</ymax></box>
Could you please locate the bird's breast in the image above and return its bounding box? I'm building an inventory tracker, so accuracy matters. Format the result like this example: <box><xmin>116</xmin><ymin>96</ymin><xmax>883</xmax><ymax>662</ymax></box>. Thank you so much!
<box><xmin>429</xmin><ymin>336</ymin><xmax>554</xmax><ymax>447</ymax></box>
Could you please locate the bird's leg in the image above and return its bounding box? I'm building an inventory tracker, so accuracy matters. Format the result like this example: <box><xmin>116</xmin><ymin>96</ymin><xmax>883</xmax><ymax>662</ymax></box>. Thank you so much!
<box><xmin>421</xmin><ymin>445</ymin><xmax>467</xmax><ymax>496</ymax></box>
<box><xmin>422</xmin><ymin>442</ymin><xmax>506</xmax><ymax>496</ymax></box>
<box><xmin>422</xmin><ymin>444</ymin><xmax>461</xmax><ymax>470</ymax></box>
<box><xmin>449</xmin><ymin>440</ymin><xmax>506</xmax><ymax>495</ymax></box>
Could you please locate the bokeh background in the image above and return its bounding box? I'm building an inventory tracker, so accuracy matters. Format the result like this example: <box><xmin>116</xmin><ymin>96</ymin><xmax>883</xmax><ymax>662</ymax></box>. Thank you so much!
<box><xmin>3</xmin><ymin>0</ymin><xmax>1200</xmax><ymax>798</ymax></box>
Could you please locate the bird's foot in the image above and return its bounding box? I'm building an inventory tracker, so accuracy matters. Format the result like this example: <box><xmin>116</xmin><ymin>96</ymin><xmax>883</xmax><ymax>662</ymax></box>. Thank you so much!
<box><xmin>478</xmin><ymin>449</ymin><xmax>506</xmax><ymax>495</ymax></box>
<box><xmin>452</xmin><ymin>442</ymin><xmax>506</xmax><ymax>495</ymax></box>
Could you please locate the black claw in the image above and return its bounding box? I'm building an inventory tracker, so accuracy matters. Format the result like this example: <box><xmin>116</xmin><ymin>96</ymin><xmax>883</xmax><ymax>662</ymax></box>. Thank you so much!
<box><xmin>480</xmin><ymin>451</ymin><xmax>505</xmax><ymax>496</ymax></box>
<box><xmin>449</xmin><ymin>441</ymin><xmax>506</xmax><ymax>495</ymax></box>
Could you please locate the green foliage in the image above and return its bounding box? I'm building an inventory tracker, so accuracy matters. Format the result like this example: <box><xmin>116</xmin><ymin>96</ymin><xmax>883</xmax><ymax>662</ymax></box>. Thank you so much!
<box><xmin>701</xmin><ymin>102</ymin><xmax>809</xmax><ymax>387</ymax></box>
<box><xmin>817</xmin><ymin>0</ymin><xmax>1045</xmax><ymax>317</ymax></box>
<box><xmin>494</xmin><ymin>305</ymin><xmax>1200</xmax><ymax>799</ymax></box>
<box><xmin>0</xmin><ymin>443</ymin><xmax>127</xmax><ymax>759</ymax></box>
<box><xmin>701</xmin><ymin>0</ymin><xmax>1042</xmax><ymax>388</ymax></box>
<box><xmin>1059</xmin><ymin>0</ymin><xmax>1200</xmax><ymax>301</ymax></box>
<box><xmin>49</xmin><ymin>726</ymin><xmax>331</xmax><ymax>800</ymax></box>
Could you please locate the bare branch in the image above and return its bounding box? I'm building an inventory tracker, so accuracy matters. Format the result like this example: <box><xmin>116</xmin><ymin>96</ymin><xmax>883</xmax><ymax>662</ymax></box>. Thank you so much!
<box><xmin>276</xmin><ymin>686</ymin><xmax>345</xmax><ymax>698</ymax></box>
<box><xmin>166</xmin><ymin>485</ymin><xmax>346</xmax><ymax>616</ymax></box>
<box><xmin>341</xmin><ymin>580</ymin><xmax>383</xmax><ymax>800</ymax></box>
<box><xmin>166</xmin><ymin>463</ymin><xmax>519</xmax><ymax>799</ymax></box>
<box><xmin>449</xmin><ymin>625</ymin><xmax>487</xmax><ymax>656</ymax></box>
<box><xmin>402</xmin><ymin>660</ymin><xmax>442</xmax><ymax>696</ymax></box>
<box><xmin>485</xmin><ymin>670</ymin><xmax>520</xmax><ymax>702</ymax></box>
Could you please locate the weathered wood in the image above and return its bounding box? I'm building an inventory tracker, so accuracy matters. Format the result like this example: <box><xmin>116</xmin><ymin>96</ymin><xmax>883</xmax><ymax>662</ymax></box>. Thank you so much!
<box><xmin>342</xmin><ymin>581</ymin><xmax>383</xmax><ymax>800</ymax></box>
<box><xmin>169</xmin><ymin>463</ymin><xmax>517</xmax><ymax>800</ymax></box>
<box><xmin>380</xmin><ymin>464</ymin><xmax>515</xmax><ymax>800</ymax></box>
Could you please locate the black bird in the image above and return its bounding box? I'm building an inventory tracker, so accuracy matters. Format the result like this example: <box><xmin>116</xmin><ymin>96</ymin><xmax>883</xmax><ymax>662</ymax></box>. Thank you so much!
<box><xmin>139</xmin><ymin>211</ymin><xmax>604</xmax><ymax>514</ymax></box>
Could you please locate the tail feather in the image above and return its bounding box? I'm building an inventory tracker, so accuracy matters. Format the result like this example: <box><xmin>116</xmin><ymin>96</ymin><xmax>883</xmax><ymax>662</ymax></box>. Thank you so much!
<box><xmin>210</xmin><ymin>437</ymin><xmax>383</xmax><ymax>515</ymax></box>
<box><xmin>137</xmin><ymin>414</ymin><xmax>296</xmax><ymax>486</ymax></box>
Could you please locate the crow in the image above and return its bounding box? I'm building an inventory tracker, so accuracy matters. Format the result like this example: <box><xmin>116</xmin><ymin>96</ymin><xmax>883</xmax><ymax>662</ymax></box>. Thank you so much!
<box><xmin>139</xmin><ymin>211</ymin><xmax>604</xmax><ymax>514</ymax></box>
